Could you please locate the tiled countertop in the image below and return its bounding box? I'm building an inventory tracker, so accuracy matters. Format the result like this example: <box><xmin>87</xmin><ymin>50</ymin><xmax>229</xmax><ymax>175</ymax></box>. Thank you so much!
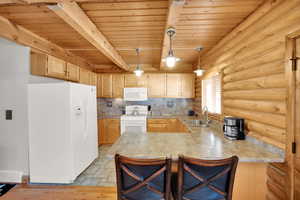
<box><xmin>106</xmin><ymin>117</ymin><xmax>284</xmax><ymax>163</ymax></box>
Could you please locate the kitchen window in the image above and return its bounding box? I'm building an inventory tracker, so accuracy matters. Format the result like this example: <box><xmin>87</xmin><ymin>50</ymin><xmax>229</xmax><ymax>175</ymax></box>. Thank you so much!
<box><xmin>202</xmin><ymin>74</ymin><xmax>221</xmax><ymax>114</ymax></box>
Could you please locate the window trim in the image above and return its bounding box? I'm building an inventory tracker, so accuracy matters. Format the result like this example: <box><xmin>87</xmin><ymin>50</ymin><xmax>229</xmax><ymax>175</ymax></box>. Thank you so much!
<box><xmin>201</xmin><ymin>72</ymin><xmax>223</xmax><ymax>120</ymax></box>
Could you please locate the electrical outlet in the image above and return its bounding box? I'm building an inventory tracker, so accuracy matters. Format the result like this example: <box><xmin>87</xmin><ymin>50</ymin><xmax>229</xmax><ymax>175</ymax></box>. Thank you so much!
<box><xmin>5</xmin><ymin>110</ymin><xmax>12</xmax><ymax>120</ymax></box>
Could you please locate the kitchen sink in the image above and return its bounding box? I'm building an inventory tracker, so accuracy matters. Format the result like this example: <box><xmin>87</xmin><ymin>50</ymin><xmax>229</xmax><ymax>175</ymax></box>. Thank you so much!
<box><xmin>185</xmin><ymin>119</ymin><xmax>210</xmax><ymax>127</ymax></box>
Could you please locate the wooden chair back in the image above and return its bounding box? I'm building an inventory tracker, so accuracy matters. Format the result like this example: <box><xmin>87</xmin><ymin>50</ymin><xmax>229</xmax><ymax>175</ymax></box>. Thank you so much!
<box><xmin>115</xmin><ymin>154</ymin><xmax>172</xmax><ymax>200</ymax></box>
<box><xmin>176</xmin><ymin>155</ymin><xmax>238</xmax><ymax>200</ymax></box>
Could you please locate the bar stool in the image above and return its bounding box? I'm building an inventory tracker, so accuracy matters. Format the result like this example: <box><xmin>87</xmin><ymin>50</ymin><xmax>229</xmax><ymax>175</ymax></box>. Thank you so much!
<box><xmin>172</xmin><ymin>155</ymin><xmax>239</xmax><ymax>200</ymax></box>
<box><xmin>115</xmin><ymin>154</ymin><xmax>172</xmax><ymax>200</ymax></box>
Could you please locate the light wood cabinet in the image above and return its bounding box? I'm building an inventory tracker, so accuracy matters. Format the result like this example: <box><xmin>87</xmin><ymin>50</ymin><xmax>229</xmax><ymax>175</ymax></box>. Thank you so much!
<box><xmin>181</xmin><ymin>74</ymin><xmax>195</xmax><ymax>98</ymax></box>
<box><xmin>96</xmin><ymin>73</ymin><xmax>194</xmax><ymax>99</ymax></box>
<box><xmin>102</xmin><ymin>74</ymin><xmax>113</xmax><ymax>97</ymax></box>
<box><xmin>147</xmin><ymin>118</ymin><xmax>189</xmax><ymax>133</ymax></box>
<box><xmin>79</xmin><ymin>68</ymin><xmax>91</xmax><ymax>85</ymax></box>
<box><xmin>112</xmin><ymin>74</ymin><xmax>125</xmax><ymax>98</ymax></box>
<box><xmin>31</xmin><ymin>52</ymin><xmax>67</xmax><ymax>79</ymax></box>
<box><xmin>147</xmin><ymin>73</ymin><xmax>166</xmax><ymax>97</ymax></box>
<box><xmin>124</xmin><ymin>74</ymin><xmax>148</xmax><ymax>87</ymax></box>
<box><xmin>66</xmin><ymin>63</ymin><xmax>80</xmax><ymax>82</ymax></box>
<box><xmin>90</xmin><ymin>72</ymin><xmax>97</xmax><ymax>86</ymax></box>
<box><xmin>166</xmin><ymin>73</ymin><xmax>195</xmax><ymax>98</ymax></box>
<box><xmin>97</xmin><ymin>74</ymin><xmax>102</xmax><ymax>98</ymax></box>
<box><xmin>98</xmin><ymin>119</ymin><xmax>120</xmax><ymax>145</ymax></box>
<box><xmin>166</xmin><ymin>74</ymin><xmax>181</xmax><ymax>98</ymax></box>
<box><xmin>47</xmin><ymin>56</ymin><xmax>67</xmax><ymax>79</ymax></box>
<box><xmin>31</xmin><ymin>52</ymin><xmax>97</xmax><ymax>87</ymax></box>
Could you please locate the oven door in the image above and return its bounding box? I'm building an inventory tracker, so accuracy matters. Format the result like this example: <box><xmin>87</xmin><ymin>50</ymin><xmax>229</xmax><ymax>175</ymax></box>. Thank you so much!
<box><xmin>121</xmin><ymin>119</ymin><xmax>147</xmax><ymax>134</ymax></box>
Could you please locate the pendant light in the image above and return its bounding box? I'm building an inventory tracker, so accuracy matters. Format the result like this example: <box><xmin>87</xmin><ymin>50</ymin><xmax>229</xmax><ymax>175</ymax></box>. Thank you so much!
<box><xmin>134</xmin><ymin>48</ymin><xmax>144</xmax><ymax>77</ymax></box>
<box><xmin>162</xmin><ymin>27</ymin><xmax>180</xmax><ymax>68</ymax></box>
<box><xmin>194</xmin><ymin>47</ymin><xmax>205</xmax><ymax>76</ymax></box>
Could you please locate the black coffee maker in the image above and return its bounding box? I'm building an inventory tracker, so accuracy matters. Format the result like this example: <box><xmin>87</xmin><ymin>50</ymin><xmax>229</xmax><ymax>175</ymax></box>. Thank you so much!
<box><xmin>223</xmin><ymin>117</ymin><xmax>245</xmax><ymax>140</ymax></box>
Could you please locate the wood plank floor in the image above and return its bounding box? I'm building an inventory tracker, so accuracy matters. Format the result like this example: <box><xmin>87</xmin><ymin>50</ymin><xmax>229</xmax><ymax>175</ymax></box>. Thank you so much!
<box><xmin>0</xmin><ymin>184</ymin><xmax>117</xmax><ymax>200</ymax></box>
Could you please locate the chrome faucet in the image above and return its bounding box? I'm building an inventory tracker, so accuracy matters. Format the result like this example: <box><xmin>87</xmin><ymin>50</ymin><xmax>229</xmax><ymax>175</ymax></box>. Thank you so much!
<box><xmin>202</xmin><ymin>106</ymin><xmax>209</xmax><ymax>127</ymax></box>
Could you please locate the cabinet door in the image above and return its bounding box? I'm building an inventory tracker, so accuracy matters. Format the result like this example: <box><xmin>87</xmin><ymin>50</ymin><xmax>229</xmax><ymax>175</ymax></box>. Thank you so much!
<box><xmin>166</xmin><ymin>74</ymin><xmax>181</xmax><ymax>98</ymax></box>
<box><xmin>102</xmin><ymin>74</ymin><xmax>113</xmax><ymax>98</ymax></box>
<box><xmin>98</xmin><ymin>119</ymin><xmax>106</xmax><ymax>145</ymax></box>
<box><xmin>125</xmin><ymin>74</ymin><xmax>147</xmax><ymax>87</ymax></box>
<box><xmin>148</xmin><ymin>73</ymin><xmax>166</xmax><ymax>97</ymax></box>
<box><xmin>90</xmin><ymin>72</ymin><xmax>97</xmax><ymax>86</ymax></box>
<box><xmin>97</xmin><ymin>74</ymin><xmax>102</xmax><ymax>98</ymax></box>
<box><xmin>31</xmin><ymin>52</ymin><xmax>48</xmax><ymax>76</ymax></box>
<box><xmin>46</xmin><ymin>55</ymin><xmax>67</xmax><ymax>79</ymax></box>
<box><xmin>112</xmin><ymin>74</ymin><xmax>125</xmax><ymax>98</ymax></box>
<box><xmin>106</xmin><ymin>119</ymin><xmax>120</xmax><ymax>144</ymax></box>
<box><xmin>181</xmin><ymin>74</ymin><xmax>195</xmax><ymax>98</ymax></box>
<box><xmin>67</xmin><ymin>63</ymin><xmax>80</xmax><ymax>82</ymax></box>
<box><xmin>79</xmin><ymin>68</ymin><xmax>91</xmax><ymax>85</ymax></box>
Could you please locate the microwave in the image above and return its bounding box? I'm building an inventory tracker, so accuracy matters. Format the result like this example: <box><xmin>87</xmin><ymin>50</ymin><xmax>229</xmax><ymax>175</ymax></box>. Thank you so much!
<box><xmin>123</xmin><ymin>88</ymin><xmax>148</xmax><ymax>101</ymax></box>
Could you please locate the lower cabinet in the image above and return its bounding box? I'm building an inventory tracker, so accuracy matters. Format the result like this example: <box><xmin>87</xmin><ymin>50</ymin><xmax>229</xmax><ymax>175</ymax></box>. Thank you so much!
<box><xmin>98</xmin><ymin>119</ymin><xmax>120</xmax><ymax>145</ymax></box>
<box><xmin>147</xmin><ymin>118</ymin><xmax>189</xmax><ymax>133</ymax></box>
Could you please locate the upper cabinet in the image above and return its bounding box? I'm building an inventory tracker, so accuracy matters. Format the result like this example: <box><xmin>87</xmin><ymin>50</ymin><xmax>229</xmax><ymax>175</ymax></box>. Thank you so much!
<box><xmin>90</xmin><ymin>72</ymin><xmax>97</xmax><ymax>86</ymax></box>
<box><xmin>46</xmin><ymin>56</ymin><xmax>67</xmax><ymax>79</ymax></box>
<box><xmin>181</xmin><ymin>74</ymin><xmax>195</xmax><ymax>98</ymax></box>
<box><xmin>124</xmin><ymin>74</ymin><xmax>148</xmax><ymax>87</ymax></box>
<box><xmin>148</xmin><ymin>73</ymin><xmax>166</xmax><ymax>98</ymax></box>
<box><xmin>102</xmin><ymin>74</ymin><xmax>113</xmax><ymax>98</ymax></box>
<box><xmin>97</xmin><ymin>73</ymin><xmax>124</xmax><ymax>98</ymax></box>
<box><xmin>31</xmin><ymin>52</ymin><xmax>67</xmax><ymax>79</ymax></box>
<box><xmin>166</xmin><ymin>73</ymin><xmax>195</xmax><ymax>98</ymax></box>
<box><xmin>166</xmin><ymin>74</ymin><xmax>182</xmax><ymax>98</ymax></box>
<box><xmin>66</xmin><ymin>63</ymin><xmax>80</xmax><ymax>82</ymax></box>
<box><xmin>97</xmin><ymin>74</ymin><xmax>102</xmax><ymax>98</ymax></box>
<box><xmin>79</xmin><ymin>68</ymin><xmax>91</xmax><ymax>85</ymax></box>
<box><xmin>112</xmin><ymin>74</ymin><xmax>125</xmax><ymax>98</ymax></box>
<box><xmin>97</xmin><ymin>73</ymin><xmax>195</xmax><ymax>99</ymax></box>
<box><xmin>31</xmin><ymin>52</ymin><xmax>96</xmax><ymax>86</ymax></box>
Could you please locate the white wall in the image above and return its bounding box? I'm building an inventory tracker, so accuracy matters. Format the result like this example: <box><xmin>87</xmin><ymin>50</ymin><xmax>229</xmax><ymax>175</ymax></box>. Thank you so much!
<box><xmin>0</xmin><ymin>38</ymin><xmax>62</xmax><ymax>182</ymax></box>
<box><xmin>0</xmin><ymin>38</ymin><xmax>30</xmax><ymax>182</ymax></box>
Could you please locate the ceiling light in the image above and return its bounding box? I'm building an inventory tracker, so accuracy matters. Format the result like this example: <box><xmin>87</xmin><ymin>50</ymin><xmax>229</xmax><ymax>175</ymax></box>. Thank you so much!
<box><xmin>194</xmin><ymin>47</ymin><xmax>205</xmax><ymax>77</ymax></box>
<box><xmin>163</xmin><ymin>27</ymin><xmax>180</xmax><ymax>68</ymax></box>
<box><xmin>134</xmin><ymin>48</ymin><xmax>144</xmax><ymax>77</ymax></box>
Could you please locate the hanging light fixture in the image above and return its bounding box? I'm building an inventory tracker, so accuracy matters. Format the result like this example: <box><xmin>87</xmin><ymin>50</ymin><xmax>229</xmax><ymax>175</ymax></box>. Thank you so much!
<box><xmin>162</xmin><ymin>27</ymin><xmax>180</xmax><ymax>68</ymax></box>
<box><xmin>134</xmin><ymin>48</ymin><xmax>144</xmax><ymax>77</ymax></box>
<box><xmin>194</xmin><ymin>47</ymin><xmax>205</xmax><ymax>76</ymax></box>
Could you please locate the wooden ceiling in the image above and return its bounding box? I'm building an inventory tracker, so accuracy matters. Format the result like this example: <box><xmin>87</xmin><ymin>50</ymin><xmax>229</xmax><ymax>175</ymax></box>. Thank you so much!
<box><xmin>0</xmin><ymin>0</ymin><xmax>265</xmax><ymax>72</ymax></box>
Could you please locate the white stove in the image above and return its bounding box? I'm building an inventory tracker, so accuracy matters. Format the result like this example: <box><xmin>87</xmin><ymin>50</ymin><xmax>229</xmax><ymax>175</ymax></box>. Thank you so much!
<box><xmin>121</xmin><ymin>105</ymin><xmax>148</xmax><ymax>134</ymax></box>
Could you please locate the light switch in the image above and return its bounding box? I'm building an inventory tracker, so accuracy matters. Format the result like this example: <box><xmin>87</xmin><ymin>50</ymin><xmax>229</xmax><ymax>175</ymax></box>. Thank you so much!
<box><xmin>5</xmin><ymin>110</ymin><xmax>12</xmax><ymax>120</ymax></box>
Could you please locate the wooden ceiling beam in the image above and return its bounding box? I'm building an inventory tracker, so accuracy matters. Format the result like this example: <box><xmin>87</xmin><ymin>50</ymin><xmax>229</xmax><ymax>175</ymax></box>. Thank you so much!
<box><xmin>94</xmin><ymin>64</ymin><xmax>124</xmax><ymax>73</ymax></box>
<box><xmin>49</xmin><ymin>1</ymin><xmax>129</xmax><ymax>71</ymax></box>
<box><xmin>0</xmin><ymin>0</ymin><xmax>110</xmax><ymax>5</ymax></box>
<box><xmin>0</xmin><ymin>15</ymin><xmax>93</xmax><ymax>70</ymax></box>
<box><xmin>160</xmin><ymin>0</ymin><xmax>185</xmax><ymax>69</ymax></box>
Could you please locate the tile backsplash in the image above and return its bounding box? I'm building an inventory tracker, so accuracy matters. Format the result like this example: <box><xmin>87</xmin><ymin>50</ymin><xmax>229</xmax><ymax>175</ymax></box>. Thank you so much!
<box><xmin>97</xmin><ymin>98</ymin><xmax>194</xmax><ymax>117</ymax></box>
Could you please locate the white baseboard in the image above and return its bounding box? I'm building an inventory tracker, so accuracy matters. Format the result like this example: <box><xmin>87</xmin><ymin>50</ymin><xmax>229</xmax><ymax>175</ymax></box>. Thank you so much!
<box><xmin>0</xmin><ymin>170</ymin><xmax>23</xmax><ymax>183</ymax></box>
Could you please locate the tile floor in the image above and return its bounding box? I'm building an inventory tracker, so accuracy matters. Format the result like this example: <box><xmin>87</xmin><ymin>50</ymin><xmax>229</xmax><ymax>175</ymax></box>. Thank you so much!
<box><xmin>72</xmin><ymin>145</ymin><xmax>116</xmax><ymax>186</ymax></box>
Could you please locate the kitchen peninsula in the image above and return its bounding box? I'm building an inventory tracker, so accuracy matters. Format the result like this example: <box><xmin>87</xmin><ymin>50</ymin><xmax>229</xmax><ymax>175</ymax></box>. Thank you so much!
<box><xmin>107</xmin><ymin>118</ymin><xmax>284</xmax><ymax>200</ymax></box>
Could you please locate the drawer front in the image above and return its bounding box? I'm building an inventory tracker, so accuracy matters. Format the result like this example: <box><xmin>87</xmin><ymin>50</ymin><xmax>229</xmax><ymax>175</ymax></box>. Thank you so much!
<box><xmin>148</xmin><ymin>123</ymin><xmax>168</xmax><ymax>132</ymax></box>
<box><xmin>148</xmin><ymin>118</ymin><xmax>173</xmax><ymax>124</ymax></box>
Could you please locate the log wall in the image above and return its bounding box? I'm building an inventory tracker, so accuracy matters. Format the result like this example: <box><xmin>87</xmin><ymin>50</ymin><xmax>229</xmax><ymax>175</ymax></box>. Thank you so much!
<box><xmin>200</xmin><ymin>0</ymin><xmax>300</xmax><ymax>149</ymax></box>
<box><xmin>197</xmin><ymin>1</ymin><xmax>300</xmax><ymax>198</ymax></box>
<box><xmin>193</xmin><ymin>76</ymin><xmax>202</xmax><ymax>115</ymax></box>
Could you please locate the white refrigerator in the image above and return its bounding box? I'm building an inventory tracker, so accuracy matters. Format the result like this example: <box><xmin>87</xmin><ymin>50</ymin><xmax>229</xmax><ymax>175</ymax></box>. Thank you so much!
<box><xmin>28</xmin><ymin>82</ymin><xmax>98</xmax><ymax>184</ymax></box>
